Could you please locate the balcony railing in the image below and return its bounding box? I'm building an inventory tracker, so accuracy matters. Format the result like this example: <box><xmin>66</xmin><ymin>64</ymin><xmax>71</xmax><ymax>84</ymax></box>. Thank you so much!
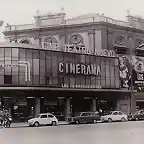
<box><xmin>4</xmin><ymin>15</ymin><xmax>131</xmax><ymax>32</ymax></box>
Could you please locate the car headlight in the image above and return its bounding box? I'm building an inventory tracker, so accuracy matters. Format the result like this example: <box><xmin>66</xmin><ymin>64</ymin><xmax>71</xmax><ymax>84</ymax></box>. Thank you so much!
<box><xmin>28</xmin><ymin>120</ymin><xmax>33</xmax><ymax>123</ymax></box>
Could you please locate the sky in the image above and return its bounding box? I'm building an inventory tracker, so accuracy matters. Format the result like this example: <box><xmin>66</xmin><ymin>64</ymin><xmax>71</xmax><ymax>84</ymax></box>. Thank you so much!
<box><xmin>0</xmin><ymin>0</ymin><xmax>144</xmax><ymax>38</ymax></box>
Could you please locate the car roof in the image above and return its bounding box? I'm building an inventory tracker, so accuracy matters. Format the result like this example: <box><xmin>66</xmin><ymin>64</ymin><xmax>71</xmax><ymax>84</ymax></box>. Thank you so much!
<box><xmin>111</xmin><ymin>111</ymin><xmax>123</xmax><ymax>113</ymax></box>
<box><xmin>39</xmin><ymin>113</ymin><xmax>53</xmax><ymax>115</ymax></box>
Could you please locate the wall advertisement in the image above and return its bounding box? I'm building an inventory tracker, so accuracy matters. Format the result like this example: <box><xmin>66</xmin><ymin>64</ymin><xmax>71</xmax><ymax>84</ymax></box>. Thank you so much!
<box><xmin>119</xmin><ymin>55</ymin><xmax>144</xmax><ymax>88</ymax></box>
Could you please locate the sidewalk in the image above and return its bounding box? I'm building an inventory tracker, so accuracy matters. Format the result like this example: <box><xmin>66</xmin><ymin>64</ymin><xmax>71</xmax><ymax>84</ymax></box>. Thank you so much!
<box><xmin>10</xmin><ymin>121</ymin><xmax>69</xmax><ymax>127</ymax></box>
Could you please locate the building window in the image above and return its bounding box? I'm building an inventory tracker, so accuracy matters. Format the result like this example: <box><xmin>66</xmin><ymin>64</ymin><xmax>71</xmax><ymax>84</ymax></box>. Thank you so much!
<box><xmin>4</xmin><ymin>75</ymin><xmax>12</xmax><ymax>84</ymax></box>
<box><xmin>115</xmin><ymin>48</ymin><xmax>127</xmax><ymax>55</ymax></box>
<box><xmin>20</xmin><ymin>39</ymin><xmax>31</xmax><ymax>44</ymax></box>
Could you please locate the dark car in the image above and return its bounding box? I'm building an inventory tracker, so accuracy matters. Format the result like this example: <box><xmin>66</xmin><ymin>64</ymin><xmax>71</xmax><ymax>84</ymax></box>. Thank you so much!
<box><xmin>128</xmin><ymin>110</ymin><xmax>144</xmax><ymax>121</ymax></box>
<box><xmin>67</xmin><ymin>112</ymin><xmax>101</xmax><ymax>124</ymax></box>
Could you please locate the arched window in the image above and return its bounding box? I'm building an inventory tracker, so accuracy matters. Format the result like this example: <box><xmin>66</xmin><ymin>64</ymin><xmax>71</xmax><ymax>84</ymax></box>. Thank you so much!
<box><xmin>20</xmin><ymin>39</ymin><xmax>31</xmax><ymax>44</ymax></box>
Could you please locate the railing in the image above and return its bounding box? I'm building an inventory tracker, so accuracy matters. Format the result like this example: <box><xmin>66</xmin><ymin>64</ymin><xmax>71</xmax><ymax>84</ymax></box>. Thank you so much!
<box><xmin>5</xmin><ymin>24</ymin><xmax>36</xmax><ymax>31</ymax></box>
<box><xmin>4</xmin><ymin>15</ymin><xmax>131</xmax><ymax>32</ymax></box>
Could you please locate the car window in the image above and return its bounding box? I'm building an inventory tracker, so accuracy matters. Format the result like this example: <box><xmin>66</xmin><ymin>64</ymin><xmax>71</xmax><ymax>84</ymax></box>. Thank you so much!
<box><xmin>48</xmin><ymin>114</ymin><xmax>54</xmax><ymax>118</ymax></box>
<box><xmin>88</xmin><ymin>112</ymin><xmax>94</xmax><ymax>116</ymax></box>
<box><xmin>40</xmin><ymin>114</ymin><xmax>47</xmax><ymax>118</ymax></box>
<box><xmin>112</xmin><ymin>112</ymin><xmax>118</xmax><ymax>115</ymax></box>
<box><xmin>36</xmin><ymin>114</ymin><xmax>40</xmax><ymax>118</ymax></box>
<box><xmin>119</xmin><ymin>112</ymin><xmax>123</xmax><ymax>115</ymax></box>
<box><xmin>81</xmin><ymin>113</ymin><xmax>89</xmax><ymax>116</ymax></box>
<box><xmin>141</xmin><ymin>110</ymin><xmax>144</xmax><ymax>114</ymax></box>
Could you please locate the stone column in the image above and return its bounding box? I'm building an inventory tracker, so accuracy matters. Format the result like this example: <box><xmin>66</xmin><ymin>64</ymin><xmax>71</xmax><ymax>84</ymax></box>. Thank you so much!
<box><xmin>35</xmin><ymin>97</ymin><xmax>41</xmax><ymax>117</ymax></box>
<box><xmin>131</xmin><ymin>93</ymin><xmax>136</xmax><ymax>114</ymax></box>
<box><xmin>65</xmin><ymin>97</ymin><xmax>71</xmax><ymax>120</ymax></box>
<box><xmin>91</xmin><ymin>97</ymin><xmax>97</xmax><ymax>112</ymax></box>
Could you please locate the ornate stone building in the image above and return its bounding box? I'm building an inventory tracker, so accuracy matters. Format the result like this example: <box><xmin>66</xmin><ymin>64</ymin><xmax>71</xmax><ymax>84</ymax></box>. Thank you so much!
<box><xmin>2</xmin><ymin>11</ymin><xmax>144</xmax><ymax>121</ymax></box>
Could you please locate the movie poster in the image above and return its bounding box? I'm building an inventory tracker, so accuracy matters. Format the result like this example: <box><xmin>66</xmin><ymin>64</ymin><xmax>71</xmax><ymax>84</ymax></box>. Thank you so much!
<box><xmin>119</xmin><ymin>56</ymin><xmax>131</xmax><ymax>88</ymax></box>
<box><xmin>119</xmin><ymin>55</ymin><xmax>144</xmax><ymax>88</ymax></box>
<box><xmin>131</xmin><ymin>56</ymin><xmax>144</xmax><ymax>87</ymax></box>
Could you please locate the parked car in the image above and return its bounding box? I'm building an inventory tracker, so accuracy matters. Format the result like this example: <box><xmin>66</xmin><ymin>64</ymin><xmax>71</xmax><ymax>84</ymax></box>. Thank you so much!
<box><xmin>54</xmin><ymin>112</ymin><xmax>65</xmax><ymax>121</ymax></box>
<box><xmin>67</xmin><ymin>112</ymin><xmax>101</xmax><ymax>124</ymax></box>
<box><xmin>101</xmin><ymin>111</ymin><xmax>128</xmax><ymax>123</ymax></box>
<box><xmin>128</xmin><ymin>110</ymin><xmax>144</xmax><ymax>121</ymax></box>
<box><xmin>28</xmin><ymin>113</ymin><xmax>58</xmax><ymax>127</ymax></box>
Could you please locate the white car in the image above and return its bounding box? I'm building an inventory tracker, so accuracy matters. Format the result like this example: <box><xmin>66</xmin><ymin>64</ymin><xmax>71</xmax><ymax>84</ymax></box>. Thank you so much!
<box><xmin>28</xmin><ymin>113</ymin><xmax>58</xmax><ymax>127</ymax></box>
<box><xmin>101</xmin><ymin>111</ymin><xmax>128</xmax><ymax>123</ymax></box>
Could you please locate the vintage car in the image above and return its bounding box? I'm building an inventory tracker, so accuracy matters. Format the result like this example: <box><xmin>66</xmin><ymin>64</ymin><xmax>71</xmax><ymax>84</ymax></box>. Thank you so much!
<box><xmin>67</xmin><ymin>112</ymin><xmax>101</xmax><ymax>124</ymax></box>
<box><xmin>128</xmin><ymin>110</ymin><xmax>144</xmax><ymax>121</ymax></box>
<box><xmin>101</xmin><ymin>111</ymin><xmax>128</xmax><ymax>123</ymax></box>
<box><xmin>28</xmin><ymin>113</ymin><xmax>58</xmax><ymax>127</ymax></box>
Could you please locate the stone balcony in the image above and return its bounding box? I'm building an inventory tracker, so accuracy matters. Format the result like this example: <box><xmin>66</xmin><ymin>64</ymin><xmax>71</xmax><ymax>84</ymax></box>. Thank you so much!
<box><xmin>3</xmin><ymin>14</ymin><xmax>136</xmax><ymax>32</ymax></box>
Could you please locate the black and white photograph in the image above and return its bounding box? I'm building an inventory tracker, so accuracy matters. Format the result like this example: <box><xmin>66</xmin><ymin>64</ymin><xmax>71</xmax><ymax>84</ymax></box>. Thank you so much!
<box><xmin>1</xmin><ymin>0</ymin><xmax>144</xmax><ymax>144</ymax></box>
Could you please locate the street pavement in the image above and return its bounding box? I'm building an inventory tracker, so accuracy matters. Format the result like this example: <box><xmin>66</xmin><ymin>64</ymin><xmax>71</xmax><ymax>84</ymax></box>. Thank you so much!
<box><xmin>0</xmin><ymin>121</ymin><xmax>144</xmax><ymax>144</ymax></box>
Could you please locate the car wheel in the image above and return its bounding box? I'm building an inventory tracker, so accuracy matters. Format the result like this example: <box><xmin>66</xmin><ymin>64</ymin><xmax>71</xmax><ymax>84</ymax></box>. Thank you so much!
<box><xmin>121</xmin><ymin>117</ymin><xmax>126</xmax><ymax>122</ymax></box>
<box><xmin>51</xmin><ymin>121</ymin><xmax>57</xmax><ymax>126</ymax></box>
<box><xmin>108</xmin><ymin>118</ymin><xmax>112</xmax><ymax>123</ymax></box>
<box><xmin>93</xmin><ymin>119</ymin><xmax>97</xmax><ymax>124</ymax></box>
<box><xmin>34</xmin><ymin>122</ymin><xmax>39</xmax><ymax>127</ymax></box>
<box><xmin>75</xmin><ymin>120</ymin><xmax>80</xmax><ymax>124</ymax></box>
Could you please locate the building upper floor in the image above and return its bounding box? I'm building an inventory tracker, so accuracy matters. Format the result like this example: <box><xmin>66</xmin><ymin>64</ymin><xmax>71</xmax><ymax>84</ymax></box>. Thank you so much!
<box><xmin>3</xmin><ymin>11</ymin><xmax>144</xmax><ymax>57</ymax></box>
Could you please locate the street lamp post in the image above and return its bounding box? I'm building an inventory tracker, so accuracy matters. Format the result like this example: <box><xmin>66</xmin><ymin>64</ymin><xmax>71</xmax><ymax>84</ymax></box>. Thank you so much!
<box><xmin>127</xmin><ymin>36</ymin><xmax>136</xmax><ymax>114</ymax></box>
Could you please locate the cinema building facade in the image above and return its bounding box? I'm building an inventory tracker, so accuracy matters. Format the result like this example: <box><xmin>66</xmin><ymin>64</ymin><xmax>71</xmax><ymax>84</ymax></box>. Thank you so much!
<box><xmin>0</xmin><ymin>42</ymin><xmax>133</xmax><ymax>121</ymax></box>
<box><xmin>2</xmin><ymin>11</ymin><xmax>142</xmax><ymax>121</ymax></box>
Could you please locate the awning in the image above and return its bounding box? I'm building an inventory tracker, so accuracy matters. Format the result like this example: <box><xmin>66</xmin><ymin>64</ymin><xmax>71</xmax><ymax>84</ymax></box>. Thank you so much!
<box><xmin>0</xmin><ymin>86</ymin><xmax>133</xmax><ymax>93</ymax></box>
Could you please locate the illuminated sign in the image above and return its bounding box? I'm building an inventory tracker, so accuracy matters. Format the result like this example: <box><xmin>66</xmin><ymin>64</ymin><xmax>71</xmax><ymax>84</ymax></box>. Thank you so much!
<box><xmin>59</xmin><ymin>63</ymin><xmax>101</xmax><ymax>76</ymax></box>
<box><xmin>42</xmin><ymin>42</ymin><xmax>115</xmax><ymax>57</ymax></box>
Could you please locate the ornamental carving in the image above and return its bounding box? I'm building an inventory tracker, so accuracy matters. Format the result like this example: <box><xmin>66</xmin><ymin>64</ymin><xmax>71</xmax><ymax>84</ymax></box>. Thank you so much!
<box><xmin>115</xmin><ymin>35</ymin><xmax>125</xmax><ymax>45</ymax></box>
<box><xmin>135</xmin><ymin>39</ymin><xmax>144</xmax><ymax>48</ymax></box>
<box><xmin>69</xmin><ymin>33</ymin><xmax>83</xmax><ymax>44</ymax></box>
<box><xmin>19</xmin><ymin>39</ymin><xmax>31</xmax><ymax>44</ymax></box>
<box><xmin>44</xmin><ymin>36</ymin><xmax>57</xmax><ymax>44</ymax></box>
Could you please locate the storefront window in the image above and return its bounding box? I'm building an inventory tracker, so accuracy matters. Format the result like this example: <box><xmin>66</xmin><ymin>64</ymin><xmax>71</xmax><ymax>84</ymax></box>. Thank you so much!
<box><xmin>26</xmin><ymin>49</ymin><xmax>32</xmax><ymax>58</ymax></box>
<box><xmin>5</xmin><ymin>48</ymin><xmax>11</xmax><ymax>60</ymax></box>
<box><xmin>40</xmin><ymin>51</ymin><xmax>45</xmax><ymax>60</ymax></box>
<box><xmin>0</xmin><ymin>48</ymin><xmax>4</xmax><ymax>60</ymax></box>
<box><xmin>0</xmin><ymin>76</ymin><xmax>4</xmax><ymax>84</ymax></box>
<box><xmin>19</xmin><ymin>49</ymin><xmax>26</xmax><ymax>58</ymax></box>
<box><xmin>40</xmin><ymin>77</ymin><xmax>45</xmax><ymax>85</ymax></box>
<box><xmin>12</xmin><ymin>48</ymin><xmax>19</xmax><ymax>58</ymax></box>
<box><xmin>12</xmin><ymin>75</ymin><xmax>18</xmax><ymax>84</ymax></box>
<box><xmin>33</xmin><ymin>59</ymin><xmax>39</xmax><ymax>75</ymax></box>
<box><xmin>5</xmin><ymin>61</ymin><xmax>12</xmax><ymax>75</ymax></box>
<box><xmin>19</xmin><ymin>66</ymin><xmax>25</xmax><ymax>75</ymax></box>
<box><xmin>33</xmin><ymin>50</ymin><xmax>39</xmax><ymax>59</ymax></box>
<box><xmin>12</xmin><ymin>61</ymin><xmax>18</xmax><ymax>75</ymax></box>
<box><xmin>19</xmin><ymin>75</ymin><xmax>26</xmax><ymax>85</ymax></box>
<box><xmin>40</xmin><ymin>60</ymin><xmax>45</xmax><ymax>77</ymax></box>
<box><xmin>33</xmin><ymin>75</ymin><xmax>39</xmax><ymax>85</ymax></box>
<box><xmin>5</xmin><ymin>48</ymin><xmax>11</xmax><ymax>57</ymax></box>
<box><xmin>4</xmin><ymin>75</ymin><xmax>12</xmax><ymax>84</ymax></box>
<box><xmin>52</xmin><ymin>55</ymin><xmax>57</xmax><ymax>77</ymax></box>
